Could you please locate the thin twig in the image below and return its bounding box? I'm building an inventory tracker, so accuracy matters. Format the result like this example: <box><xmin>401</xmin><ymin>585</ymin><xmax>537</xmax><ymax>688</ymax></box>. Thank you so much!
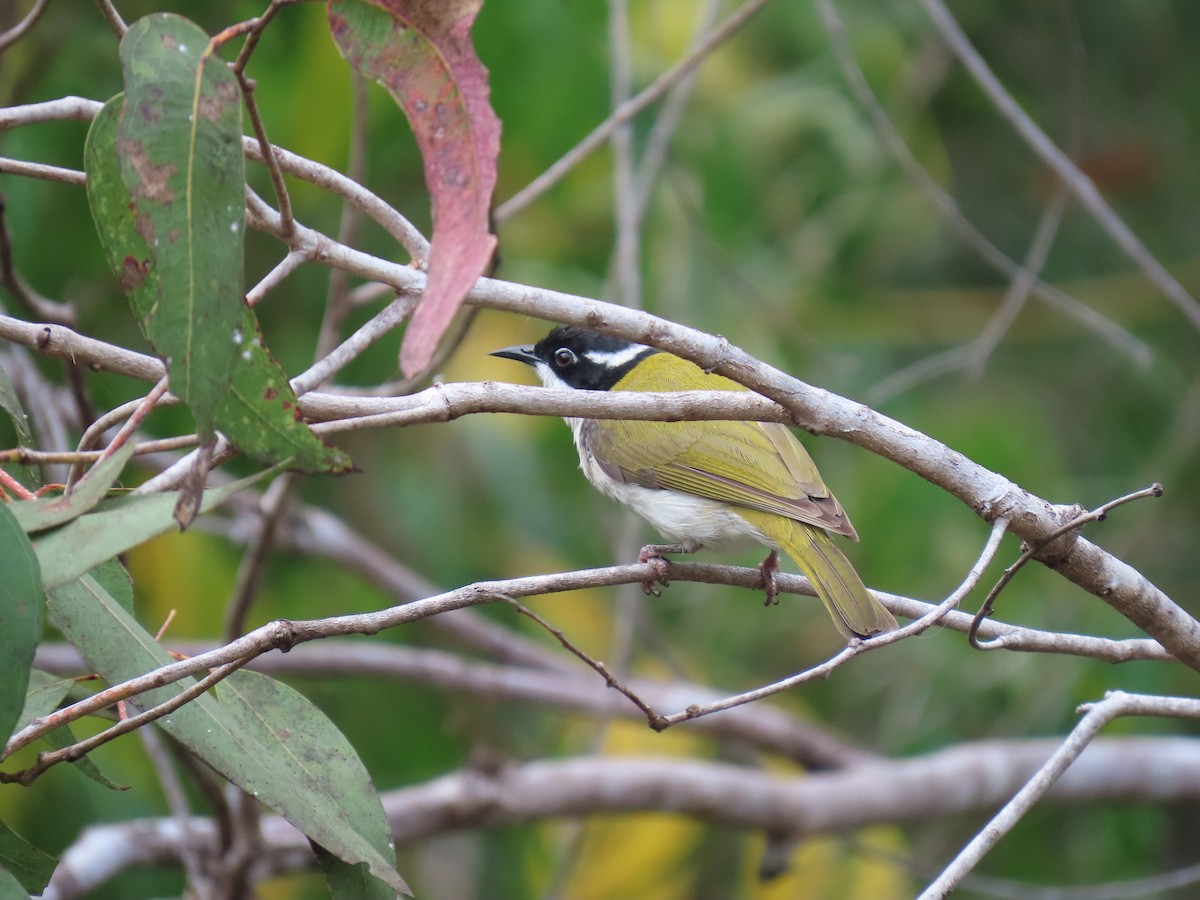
<box><xmin>244</xmin><ymin>140</ymin><xmax>428</xmax><ymax>263</ymax></box>
<box><xmin>0</xmin><ymin>0</ymin><xmax>50</xmax><ymax>53</ymax></box>
<box><xmin>231</xmin><ymin>0</ymin><xmax>302</xmax><ymax>76</ymax></box>
<box><xmin>6</xmin><ymin>560</ymin><xmax>883</xmax><ymax>760</ymax></box>
<box><xmin>854</xmin><ymin>833</ymin><xmax>1200</xmax><ymax>900</ymax></box>
<box><xmin>647</xmin><ymin>516</ymin><xmax>1009</xmax><ymax>729</ymax></box>
<box><xmin>222</xmin><ymin>473</ymin><xmax>295</xmax><ymax>642</ymax></box>
<box><xmin>93</xmin><ymin>0</ymin><xmax>126</xmax><ymax>37</ymax></box>
<box><xmin>920</xmin><ymin>690</ymin><xmax>1200</xmax><ymax>898</ymax></box>
<box><xmin>235</xmin><ymin>496</ymin><xmax>1173</xmax><ymax>667</ymax></box>
<box><xmin>242</xmin><ymin>73</ymin><xmax>294</xmax><ymax>240</ymax></box>
<box><xmin>137</xmin><ymin>435</ymin><xmax>233</xmax><ymax>496</ymax></box>
<box><xmin>914</xmin><ymin>0</ymin><xmax>1200</xmax><ymax>333</ymax></box>
<box><xmin>1</xmin><ymin>657</ymin><xmax>253</xmax><ymax>785</ymax></box>
<box><xmin>500</xmin><ymin>595</ymin><xmax>660</xmax><ymax>722</ymax></box>
<box><xmin>0</xmin><ymin>156</ymin><xmax>87</xmax><ymax>185</ymax></box>
<box><xmin>218</xmin><ymin>4</ymin><xmax>298</xmax><ymax>240</ymax></box>
<box><xmin>2</xmin><ymin>434</ymin><xmax>196</xmax><ymax>465</ymax></box>
<box><xmin>813</xmin><ymin>0</ymin><xmax>1152</xmax><ymax>369</ymax></box>
<box><xmin>289</xmin><ymin>295</ymin><xmax>417</xmax><ymax>396</ymax></box>
<box><xmin>65</xmin><ymin>377</ymin><xmax>167</xmax><ymax>489</ymax></box>
<box><xmin>1</xmin><ymin>95</ymin><xmax>428</xmax><ymax>262</ymax></box>
<box><xmin>246</xmin><ymin>249</ymin><xmax>308</xmax><ymax>306</ymax></box>
<box><xmin>495</xmin><ymin>0</ymin><xmax>774</xmax><ymax>222</ymax></box>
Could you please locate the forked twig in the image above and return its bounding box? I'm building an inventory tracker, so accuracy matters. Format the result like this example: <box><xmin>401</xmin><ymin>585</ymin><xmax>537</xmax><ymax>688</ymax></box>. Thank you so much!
<box><xmin>969</xmin><ymin>484</ymin><xmax>1164</xmax><ymax>648</ymax></box>
<box><xmin>495</xmin><ymin>0</ymin><xmax>773</xmax><ymax>221</ymax></box>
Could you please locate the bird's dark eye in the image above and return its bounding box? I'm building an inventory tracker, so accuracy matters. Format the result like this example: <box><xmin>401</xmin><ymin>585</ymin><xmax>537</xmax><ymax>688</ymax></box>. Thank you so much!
<box><xmin>553</xmin><ymin>348</ymin><xmax>577</xmax><ymax>367</ymax></box>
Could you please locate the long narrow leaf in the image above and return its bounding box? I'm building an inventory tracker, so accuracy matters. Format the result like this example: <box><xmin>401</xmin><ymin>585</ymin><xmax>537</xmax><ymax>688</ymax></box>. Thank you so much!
<box><xmin>328</xmin><ymin>0</ymin><xmax>500</xmax><ymax>376</ymax></box>
<box><xmin>0</xmin><ymin>821</ymin><xmax>55</xmax><ymax>896</ymax></box>
<box><xmin>46</xmin><ymin>576</ymin><xmax>409</xmax><ymax>894</ymax></box>
<box><xmin>32</xmin><ymin>466</ymin><xmax>278</xmax><ymax>591</ymax></box>
<box><xmin>87</xmin><ymin>95</ymin><xmax>353</xmax><ymax>474</ymax></box>
<box><xmin>7</xmin><ymin>444</ymin><xmax>136</xmax><ymax>534</ymax></box>
<box><xmin>0</xmin><ymin>503</ymin><xmax>43</xmax><ymax>747</ymax></box>
<box><xmin>218</xmin><ymin>672</ymin><xmax>398</xmax><ymax>899</ymax></box>
<box><xmin>115</xmin><ymin>14</ymin><xmax>246</xmax><ymax>437</ymax></box>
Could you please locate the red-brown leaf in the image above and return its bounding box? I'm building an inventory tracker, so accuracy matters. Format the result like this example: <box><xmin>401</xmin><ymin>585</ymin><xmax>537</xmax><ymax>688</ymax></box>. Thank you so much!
<box><xmin>328</xmin><ymin>0</ymin><xmax>501</xmax><ymax>376</ymax></box>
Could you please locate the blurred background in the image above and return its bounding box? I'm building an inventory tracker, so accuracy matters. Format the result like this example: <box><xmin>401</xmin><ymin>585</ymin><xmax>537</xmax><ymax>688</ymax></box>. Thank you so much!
<box><xmin>2</xmin><ymin>0</ymin><xmax>1199</xmax><ymax>897</ymax></box>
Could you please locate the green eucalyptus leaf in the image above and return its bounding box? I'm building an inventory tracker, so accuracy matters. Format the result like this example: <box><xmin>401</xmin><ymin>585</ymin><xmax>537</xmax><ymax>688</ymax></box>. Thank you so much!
<box><xmin>220</xmin><ymin>307</ymin><xmax>354</xmax><ymax>473</ymax></box>
<box><xmin>32</xmin><ymin>465</ymin><xmax>278</xmax><ymax>592</ymax></box>
<box><xmin>90</xmin><ymin>558</ymin><xmax>135</xmax><ymax>614</ymax></box>
<box><xmin>46</xmin><ymin>576</ymin><xmax>409</xmax><ymax>894</ymax></box>
<box><xmin>115</xmin><ymin>14</ymin><xmax>246</xmax><ymax>437</ymax></box>
<box><xmin>221</xmin><ymin>671</ymin><xmax>397</xmax><ymax>899</ymax></box>
<box><xmin>7</xmin><ymin>444</ymin><xmax>136</xmax><ymax>534</ymax></box>
<box><xmin>0</xmin><ymin>503</ymin><xmax>43</xmax><ymax>746</ymax></box>
<box><xmin>86</xmin><ymin>93</ymin><xmax>351</xmax><ymax>474</ymax></box>
<box><xmin>0</xmin><ymin>820</ymin><xmax>55</xmax><ymax>895</ymax></box>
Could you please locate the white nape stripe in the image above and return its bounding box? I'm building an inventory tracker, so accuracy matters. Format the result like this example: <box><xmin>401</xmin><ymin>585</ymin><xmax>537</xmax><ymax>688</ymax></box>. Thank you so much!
<box><xmin>584</xmin><ymin>344</ymin><xmax>649</xmax><ymax>368</ymax></box>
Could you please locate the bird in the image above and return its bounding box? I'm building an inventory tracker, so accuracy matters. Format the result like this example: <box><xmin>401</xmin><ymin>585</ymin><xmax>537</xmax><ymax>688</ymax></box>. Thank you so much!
<box><xmin>491</xmin><ymin>325</ymin><xmax>898</xmax><ymax>640</ymax></box>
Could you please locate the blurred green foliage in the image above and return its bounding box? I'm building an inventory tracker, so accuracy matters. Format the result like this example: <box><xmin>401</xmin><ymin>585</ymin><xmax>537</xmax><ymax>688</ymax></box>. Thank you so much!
<box><xmin>2</xmin><ymin>0</ymin><xmax>1199</xmax><ymax>897</ymax></box>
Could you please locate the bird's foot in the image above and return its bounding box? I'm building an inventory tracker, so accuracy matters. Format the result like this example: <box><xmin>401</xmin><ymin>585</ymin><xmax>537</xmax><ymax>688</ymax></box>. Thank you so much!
<box><xmin>637</xmin><ymin>543</ymin><xmax>691</xmax><ymax>597</ymax></box>
<box><xmin>760</xmin><ymin>550</ymin><xmax>781</xmax><ymax>607</ymax></box>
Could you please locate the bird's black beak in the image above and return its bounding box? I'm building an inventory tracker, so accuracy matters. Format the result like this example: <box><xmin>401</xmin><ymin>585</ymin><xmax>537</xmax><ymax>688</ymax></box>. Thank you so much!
<box><xmin>490</xmin><ymin>344</ymin><xmax>539</xmax><ymax>366</ymax></box>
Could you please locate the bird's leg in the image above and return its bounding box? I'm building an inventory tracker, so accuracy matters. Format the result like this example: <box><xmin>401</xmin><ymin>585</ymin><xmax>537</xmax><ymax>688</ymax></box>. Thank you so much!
<box><xmin>637</xmin><ymin>542</ymin><xmax>699</xmax><ymax>597</ymax></box>
<box><xmin>760</xmin><ymin>550</ymin><xmax>781</xmax><ymax>607</ymax></box>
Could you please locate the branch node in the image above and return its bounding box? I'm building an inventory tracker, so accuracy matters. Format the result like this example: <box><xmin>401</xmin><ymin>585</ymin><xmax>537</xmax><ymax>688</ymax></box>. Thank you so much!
<box><xmin>271</xmin><ymin>619</ymin><xmax>299</xmax><ymax>653</ymax></box>
<box><xmin>1036</xmin><ymin>503</ymin><xmax>1088</xmax><ymax>565</ymax></box>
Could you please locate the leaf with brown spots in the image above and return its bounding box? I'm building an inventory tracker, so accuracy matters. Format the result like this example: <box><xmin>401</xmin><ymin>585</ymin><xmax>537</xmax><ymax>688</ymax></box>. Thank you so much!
<box><xmin>87</xmin><ymin>94</ymin><xmax>352</xmax><ymax>474</ymax></box>
<box><xmin>85</xmin><ymin>97</ymin><xmax>157</xmax><ymax>336</ymax></box>
<box><xmin>328</xmin><ymin>0</ymin><xmax>501</xmax><ymax>377</ymax></box>
<box><xmin>219</xmin><ymin>307</ymin><xmax>353</xmax><ymax>473</ymax></box>
<box><xmin>115</xmin><ymin>14</ymin><xmax>247</xmax><ymax>438</ymax></box>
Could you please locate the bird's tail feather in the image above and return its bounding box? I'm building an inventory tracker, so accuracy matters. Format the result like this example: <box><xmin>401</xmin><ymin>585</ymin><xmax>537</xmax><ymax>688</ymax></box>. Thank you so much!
<box><xmin>744</xmin><ymin>511</ymin><xmax>897</xmax><ymax>639</ymax></box>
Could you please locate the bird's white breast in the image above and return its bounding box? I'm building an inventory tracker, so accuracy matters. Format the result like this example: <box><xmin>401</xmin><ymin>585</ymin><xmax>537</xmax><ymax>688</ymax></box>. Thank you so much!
<box><xmin>564</xmin><ymin>417</ymin><xmax>772</xmax><ymax>552</ymax></box>
<box><xmin>532</xmin><ymin>363</ymin><xmax>768</xmax><ymax>551</ymax></box>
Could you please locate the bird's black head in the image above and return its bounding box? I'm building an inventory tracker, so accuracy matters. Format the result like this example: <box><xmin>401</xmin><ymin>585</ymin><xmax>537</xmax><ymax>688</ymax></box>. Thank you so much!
<box><xmin>491</xmin><ymin>325</ymin><xmax>658</xmax><ymax>391</ymax></box>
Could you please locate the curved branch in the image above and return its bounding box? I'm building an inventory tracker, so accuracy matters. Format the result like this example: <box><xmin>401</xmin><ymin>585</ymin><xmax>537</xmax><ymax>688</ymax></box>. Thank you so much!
<box><xmin>17</xmin><ymin>550</ymin><xmax>1173</xmax><ymax>767</ymax></box>
<box><xmin>41</xmin><ymin>737</ymin><xmax>1200</xmax><ymax>898</ymax></box>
